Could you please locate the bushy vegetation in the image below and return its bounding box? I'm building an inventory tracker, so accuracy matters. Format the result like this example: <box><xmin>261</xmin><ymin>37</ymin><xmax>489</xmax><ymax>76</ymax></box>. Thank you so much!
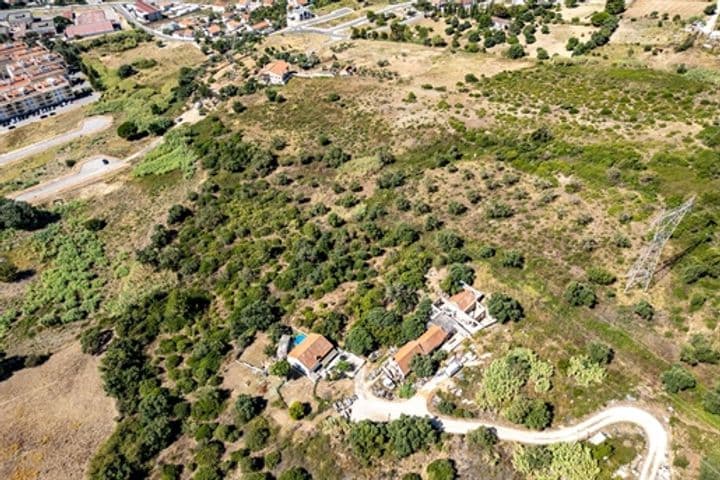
<box><xmin>22</xmin><ymin>223</ymin><xmax>107</xmax><ymax>326</ymax></box>
<box><xmin>349</xmin><ymin>415</ymin><xmax>439</xmax><ymax>464</ymax></box>
<box><xmin>476</xmin><ymin>348</ymin><xmax>554</xmax><ymax>427</ymax></box>
<box><xmin>512</xmin><ymin>443</ymin><xmax>599</xmax><ymax>480</ymax></box>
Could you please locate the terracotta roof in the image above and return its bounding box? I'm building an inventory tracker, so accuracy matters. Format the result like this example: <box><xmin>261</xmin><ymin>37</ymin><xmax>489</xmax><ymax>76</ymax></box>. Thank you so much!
<box><xmin>208</xmin><ymin>24</ymin><xmax>222</xmax><ymax>34</ymax></box>
<box><xmin>252</xmin><ymin>19</ymin><xmax>270</xmax><ymax>30</ymax></box>
<box><xmin>449</xmin><ymin>289</ymin><xmax>476</xmax><ymax>313</ymax></box>
<box><xmin>393</xmin><ymin>325</ymin><xmax>449</xmax><ymax>375</ymax></box>
<box><xmin>262</xmin><ymin>60</ymin><xmax>290</xmax><ymax>76</ymax></box>
<box><xmin>417</xmin><ymin>324</ymin><xmax>449</xmax><ymax>354</ymax></box>
<box><xmin>65</xmin><ymin>20</ymin><xmax>115</xmax><ymax>39</ymax></box>
<box><xmin>393</xmin><ymin>341</ymin><xmax>423</xmax><ymax>376</ymax></box>
<box><xmin>135</xmin><ymin>0</ymin><xmax>160</xmax><ymax>14</ymax></box>
<box><xmin>288</xmin><ymin>333</ymin><xmax>334</xmax><ymax>371</ymax></box>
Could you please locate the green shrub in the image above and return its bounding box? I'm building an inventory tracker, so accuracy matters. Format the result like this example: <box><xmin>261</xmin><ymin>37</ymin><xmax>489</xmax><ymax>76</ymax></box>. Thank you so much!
<box><xmin>487</xmin><ymin>293</ymin><xmax>524</xmax><ymax>323</ymax></box>
<box><xmin>563</xmin><ymin>282</ymin><xmax>597</xmax><ymax>308</ymax></box>
<box><xmin>661</xmin><ymin>365</ymin><xmax>696</xmax><ymax>393</ymax></box>
<box><xmin>633</xmin><ymin>300</ymin><xmax>654</xmax><ymax>320</ymax></box>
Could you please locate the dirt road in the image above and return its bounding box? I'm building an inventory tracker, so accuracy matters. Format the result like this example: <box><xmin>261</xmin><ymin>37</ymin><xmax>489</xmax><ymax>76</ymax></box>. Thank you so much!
<box><xmin>350</xmin><ymin>368</ymin><xmax>669</xmax><ymax>480</ymax></box>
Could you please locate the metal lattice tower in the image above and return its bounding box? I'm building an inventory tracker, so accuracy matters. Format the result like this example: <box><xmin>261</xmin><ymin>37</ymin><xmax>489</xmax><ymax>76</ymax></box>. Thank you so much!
<box><xmin>625</xmin><ymin>195</ymin><xmax>696</xmax><ymax>292</ymax></box>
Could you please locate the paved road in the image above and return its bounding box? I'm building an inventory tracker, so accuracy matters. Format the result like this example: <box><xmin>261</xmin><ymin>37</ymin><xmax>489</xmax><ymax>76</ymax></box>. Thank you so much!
<box><xmin>0</xmin><ymin>116</ymin><xmax>113</xmax><ymax>168</ymax></box>
<box><xmin>350</xmin><ymin>368</ymin><xmax>669</xmax><ymax>480</ymax></box>
<box><xmin>114</xmin><ymin>5</ymin><xmax>197</xmax><ymax>43</ymax></box>
<box><xmin>8</xmin><ymin>107</ymin><xmax>199</xmax><ymax>204</ymax></box>
<box><xmin>278</xmin><ymin>2</ymin><xmax>413</xmax><ymax>39</ymax></box>
<box><xmin>0</xmin><ymin>93</ymin><xmax>101</xmax><ymax>135</ymax></box>
<box><xmin>10</xmin><ymin>155</ymin><xmax>128</xmax><ymax>203</ymax></box>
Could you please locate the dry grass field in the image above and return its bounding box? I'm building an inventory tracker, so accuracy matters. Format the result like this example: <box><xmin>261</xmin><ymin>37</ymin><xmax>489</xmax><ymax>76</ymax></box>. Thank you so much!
<box><xmin>624</xmin><ymin>0</ymin><xmax>709</xmax><ymax>18</ymax></box>
<box><xmin>526</xmin><ymin>24</ymin><xmax>597</xmax><ymax>57</ymax></box>
<box><xmin>0</xmin><ymin>107</ymin><xmax>88</xmax><ymax>153</ymax></box>
<box><xmin>559</xmin><ymin>0</ymin><xmax>606</xmax><ymax>21</ymax></box>
<box><xmin>0</xmin><ymin>343</ymin><xmax>116</xmax><ymax>480</ymax></box>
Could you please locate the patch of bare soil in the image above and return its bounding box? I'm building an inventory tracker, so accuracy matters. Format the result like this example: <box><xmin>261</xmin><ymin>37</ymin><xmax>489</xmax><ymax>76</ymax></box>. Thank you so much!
<box><xmin>0</xmin><ymin>342</ymin><xmax>116</xmax><ymax>480</ymax></box>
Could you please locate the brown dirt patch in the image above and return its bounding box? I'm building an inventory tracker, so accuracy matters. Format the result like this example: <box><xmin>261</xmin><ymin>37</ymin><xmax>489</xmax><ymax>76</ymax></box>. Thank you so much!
<box><xmin>0</xmin><ymin>342</ymin><xmax>116</xmax><ymax>480</ymax></box>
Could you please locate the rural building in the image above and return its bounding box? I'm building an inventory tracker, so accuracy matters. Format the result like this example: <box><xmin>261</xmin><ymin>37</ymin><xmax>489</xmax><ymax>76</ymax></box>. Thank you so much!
<box><xmin>260</xmin><ymin>60</ymin><xmax>292</xmax><ymax>85</ymax></box>
<box><xmin>491</xmin><ymin>16</ymin><xmax>512</xmax><ymax>31</ymax></box>
<box><xmin>134</xmin><ymin>0</ymin><xmax>163</xmax><ymax>22</ymax></box>
<box><xmin>251</xmin><ymin>19</ymin><xmax>274</xmax><ymax>34</ymax></box>
<box><xmin>287</xmin><ymin>333</ymin><xmax>338</xmax><ymax>380</ymax></box>
<box><xmin>0</xmin><ymin>10</ymin><xmax>58</xmax><ymax>40</ymax></box>
<box><xmin>389</xmin><ymin>324</ymin><xmax>449</xmax><ymax>378</ymax></box>
<box><xmin>287</xmin><ymin>4</ymin><xmax>313</xmax><ymax>23</ymax></box>
<box><xmin>430</xmin><ymin>283</ymin><xmax>493</xmax><ymax>338</ymax></box>
<box><xmin>0</xmin><ymin>42</ymin><xmax>74</xmax><ymax>123</ymax></box>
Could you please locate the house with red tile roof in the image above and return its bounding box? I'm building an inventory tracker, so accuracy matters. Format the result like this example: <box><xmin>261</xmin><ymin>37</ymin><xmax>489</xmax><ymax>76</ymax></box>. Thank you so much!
<box><xmin>260</xmin><ymin>59</ymin><xmax>292</xmax><ymax>85</ymax></box>
<box><xmin>65</xmin><ymin>20</ymin><xmax>117</xmax><ymax>39</ymax></box>
<box><xmin>287</xmin><ymin>333</ymin><xmax>338</xmax><ymax>380</ymax></box>
<box><xmin>390</xmin><ymin>324</ymin><xmax>449</xmax><ymax>378</ymax></box>
<box><xmin>251</xmin><ymin>19</ymin><xmax>273</xmax><ymax>34</ymax></box>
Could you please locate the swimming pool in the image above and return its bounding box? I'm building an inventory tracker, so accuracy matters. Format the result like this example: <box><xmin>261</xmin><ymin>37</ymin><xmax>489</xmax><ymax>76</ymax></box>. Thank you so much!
<box><xmin>292</xmin><ymin>333</ymin><xmax>307</xmax><ymax>347</ymax></box>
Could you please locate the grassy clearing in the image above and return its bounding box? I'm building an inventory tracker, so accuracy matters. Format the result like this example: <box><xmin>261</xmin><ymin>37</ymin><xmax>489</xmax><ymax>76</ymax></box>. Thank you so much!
<box><xmin>133</xmin><ymin>128</ymin><xmax>197</xmax><ymax>178</ymax></box>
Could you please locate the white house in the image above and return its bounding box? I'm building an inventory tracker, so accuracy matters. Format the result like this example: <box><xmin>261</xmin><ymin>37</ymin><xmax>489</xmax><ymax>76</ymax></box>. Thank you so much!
<box><xmin>260</xmin><ymin>60</ymin><xmax>293</xmax><ymax>85</ymax></box>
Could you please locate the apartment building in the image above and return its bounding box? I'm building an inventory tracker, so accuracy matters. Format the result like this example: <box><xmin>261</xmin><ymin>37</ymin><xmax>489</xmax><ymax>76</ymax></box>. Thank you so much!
<box><xmin>0</xmin><ymin>42</ymin><xmax>74</xmax><ymax>123</ymax></box>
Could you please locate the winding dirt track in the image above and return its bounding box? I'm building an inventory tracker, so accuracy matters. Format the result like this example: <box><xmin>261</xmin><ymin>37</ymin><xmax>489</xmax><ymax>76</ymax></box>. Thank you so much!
<box><xmin>350</xmin><ymin>368</ymin><xmax>668</xmax><ymax>480</ymax></box>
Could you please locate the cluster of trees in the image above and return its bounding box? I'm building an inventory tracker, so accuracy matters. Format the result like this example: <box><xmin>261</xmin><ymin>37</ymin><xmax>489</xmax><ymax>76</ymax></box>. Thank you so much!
<box><xmin>566</xmin><ymin>0</ymin><xmax>622</xmax><ymax>56</ymax></box>
<box><xmin>0</xmin><ymin>197</ymin><xmax>56</xmax><ymax>231</ymax></box>
<box><xmin>349</xmin><ymin>415</ymin><xmax>439</xmax><ymax>465</ymax></box>
<box><xmin>512</xmin><ymin>443</ymin><xmax>599</xmax><ymax>480</ymax></box>
<box><xmin>90</xmin><ymin>291</ymin><xmax>208</xmax><ymax>478</ymax></box>
<box><xmin>476</xmin><ymin>349</ymin><xmax>554</xmax><ymax>429</ymax></box>
<box><xmin>487</xmin><ymin>293</ymin><xmax>524</xmax><ymax>323</ymax></box>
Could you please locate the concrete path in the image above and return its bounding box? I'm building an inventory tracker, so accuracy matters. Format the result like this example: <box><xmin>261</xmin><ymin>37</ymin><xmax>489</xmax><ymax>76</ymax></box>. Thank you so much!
<box><xmin>0</xmin><ymin>116</ymin><xmax>113</xmax><ymax>167</ymax></box>
<box><xmin>350</xmin><ymin>367</ymin><xmax>669</xmax><ymax>480</ymax></box>
<box><xmin>9</xmin><ymin>136</ymin><xmax>164</xmax><ymax>204</ymax></box>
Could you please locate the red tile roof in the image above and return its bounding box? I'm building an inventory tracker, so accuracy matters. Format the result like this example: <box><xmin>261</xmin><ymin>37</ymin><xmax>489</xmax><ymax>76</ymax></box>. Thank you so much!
<box><xmin>288</xmin><ymin>333</ymin><xmax>335</xmax><ymax>372</ymax></box>
<box><xmin>135</xmin><ymin>0</ymin><xmax>160</xmax><ymax>14</ymax></box>
<box><xmin>449</xmin><ymin>289</ymin><xmax>476</xmax><ymax>313</ymax></box>
<box><xmin>65</xmin><ymin>21</ymin><xmax>115</xmax><ymax>39</ymax></box>
<box><xmin>393</xmin><ymin>325</ymin><xmax>449</xmax><ymax>375</ymax></box>
<box><xmin>262</xmin><ymin>59</ymin><xmax>290</xmax><ymax>76</ymax></box>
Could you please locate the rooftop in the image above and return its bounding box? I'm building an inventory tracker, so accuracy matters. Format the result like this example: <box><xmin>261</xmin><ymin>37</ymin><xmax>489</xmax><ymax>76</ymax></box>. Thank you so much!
<box><xmin>288</xmin><ymin>333</ymin><xmax>335</xmax><ymax>372</ymax></box>
<box><xmin>262</xmin><ymin>60</ymin><xmax>290</xmax><ymax>77</ymax></box>
<box><xmin>393</xmin><ymin>325</ymin><xmax>449</xmax><ymax>375</ymax></box>
<box><xmin>65</xmin><ymin>20</ymin><xmax>115</xmax><ymax>39</ymax></box>
<box><xmin>448</xmin><ymin>289</ymin><xmax>477</xmax><ymax>313</ymax></box>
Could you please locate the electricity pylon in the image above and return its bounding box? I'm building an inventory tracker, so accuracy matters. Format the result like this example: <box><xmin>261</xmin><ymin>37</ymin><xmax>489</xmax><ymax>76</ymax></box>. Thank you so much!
<box><xmin>625</xmin><ymin>195</ymin><xmax>695</xmax><ymax>292</ymax></box>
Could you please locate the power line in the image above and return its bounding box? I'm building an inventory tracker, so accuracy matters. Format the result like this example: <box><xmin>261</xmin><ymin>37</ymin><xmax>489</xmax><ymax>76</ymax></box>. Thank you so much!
<box><xmin>625</xmin><ymin>195</ymin><xmax>695</xmax><ymax>293</ymax></box>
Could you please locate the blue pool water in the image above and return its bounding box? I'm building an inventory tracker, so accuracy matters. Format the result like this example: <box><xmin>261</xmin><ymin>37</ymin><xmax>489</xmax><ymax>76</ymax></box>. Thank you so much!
<box><xmin>292</xmin><ymin>333</ymin><xmax>307</xmax><ymax>347</ymax></box>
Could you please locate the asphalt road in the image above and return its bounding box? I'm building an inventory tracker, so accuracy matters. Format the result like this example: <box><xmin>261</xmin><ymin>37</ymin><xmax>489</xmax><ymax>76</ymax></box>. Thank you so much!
<box><xmin>0</xmin><ymin>116</ymin><xmax>113</xmax><ymax>168</ymax></box>
<box><xmin>278</xmin><ymin>3</ymin><xmax>413</xmax><ymax>39</ymax></box>
<box><xmin>11</xmin><ymin>155</ymin><xmax>128</xmax><ymax>203</ymax></box>
<box><xmin>7</xmin><ymin>108</ymin><xmax>198</xmax><ymax>204</ymax></box>
<box><xmin>114</xmin><ymin>5</ymin><xmax>197</xmax><ymax>43</ymax></box>
<box><xmin>350</xmin><ymin>367</ymin><xmax>669</xmax><ymax>480</ymax></box>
